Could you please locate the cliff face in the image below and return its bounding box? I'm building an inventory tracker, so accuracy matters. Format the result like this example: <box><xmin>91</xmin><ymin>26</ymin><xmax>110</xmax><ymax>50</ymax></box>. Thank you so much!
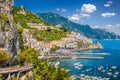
<box><xmin>0</xmin><ymin>0</ymin><xmax>20</xmax><ymax>56</ymax></box>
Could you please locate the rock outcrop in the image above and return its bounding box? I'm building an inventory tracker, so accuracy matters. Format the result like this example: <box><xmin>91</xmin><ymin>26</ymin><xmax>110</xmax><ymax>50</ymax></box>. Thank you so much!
<box><xmin>0</xmin><ymin>0</ymin><xmax>20</xmax><ymax>56</ymax></box>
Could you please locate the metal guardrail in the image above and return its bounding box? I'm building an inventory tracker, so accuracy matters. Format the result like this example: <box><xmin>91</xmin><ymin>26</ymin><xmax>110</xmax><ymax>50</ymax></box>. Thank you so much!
<box><xmin>0</xmin><ymin>65</ymin><xmax>33</xmax><ymax>74</ymax></box>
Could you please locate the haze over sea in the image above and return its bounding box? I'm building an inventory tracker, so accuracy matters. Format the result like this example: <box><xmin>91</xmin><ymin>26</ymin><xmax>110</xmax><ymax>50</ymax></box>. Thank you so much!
<box><xmin>60</xmin><ymin>40</ymin><xmax>120</xmax><ymax>80</ymax></box>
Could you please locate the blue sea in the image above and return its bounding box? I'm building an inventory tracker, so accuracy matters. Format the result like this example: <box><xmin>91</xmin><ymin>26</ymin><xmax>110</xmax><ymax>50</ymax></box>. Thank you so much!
<box><xmin>60</xmin><ymin>40</ymin><xmax>120</xmax><ymax>80</ymax></box>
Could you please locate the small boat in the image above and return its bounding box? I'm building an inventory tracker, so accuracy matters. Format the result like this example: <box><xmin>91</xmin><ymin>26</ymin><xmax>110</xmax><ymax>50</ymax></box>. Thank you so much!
<box><xmin>74</xmin><ymin>62</ymin><xmax>81</xmax><ymax>66</ymax></box>
<box><xmin>114</xmin><ymin>71</ymin><xmax>119</xmax><ymax>75</ymax></box>
<box><xmin>77</xmin><ymin>64</ymin><xmax>83</xmax><ymax>67</ymax></box>
<box><xmin>74</xmin><ymin>62</ymin><xmax>83</xmax><ymax>69</ymax></box>
<box><xmin>80</xmin><ymin>74</ymin><xmax>85</xmax><ymax>78</ymax></box>
<box><xmin>98</xmin><ymin>66</ymin><xmax>104</xmax><ymax>70</ymax></box>
<box><xmin>113</xmin><ymin>75</ymin><xmax>118</xmax><ymax>78</ymax></box>
<box><xmin>77</xmin><ymin>67</ymin><xmax>82</xmax><ymax>70</ymax></box>
<box><xmin>109</xmin><ymin>69</ymin><xmax>112</xmax><ymax>72</ymax></box>
<box><xmin>101</xmin><ymin>70</ymin><xmax>106</xmax><ymax>73</ymax></box>
<box><xmin>71</xmin><ymin>75</ymin><xmax>77</xmax><ymax>80</ymax></box>
<box><xmin>85</xmin><ymin>68</ymin><xmax>92</xmax><ymax>72</ymax></box>
<box><xmin>55</xmin><ymin>61</ymin><xmax>60</xmax><ymax>67</ymax></box>
<box><xmin>111</xmin><ymin>66</ymin><xmax>117</xmax><ymax>70</ymax></box>
<box><xmin>107</xmin><ymin>72</ymin><xmax>112</xmax><ymax>76</ymax></box>
<box><xmin>98</xmin><ymin>77</ymin><xmax>102</xmax><ymax>80</ymax></box>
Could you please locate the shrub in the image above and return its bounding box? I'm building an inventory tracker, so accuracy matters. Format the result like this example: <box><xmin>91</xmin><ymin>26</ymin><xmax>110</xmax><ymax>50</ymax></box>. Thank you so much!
<box><xmin>77</xmin><ymin>41</ymin><xmax>84</xmax><ymax>46</ymax></box>
<box><xmin>0</xmin><ymin>50</ymin><xmax>10</xmax><ymax>66</ymax></box>
<box><xmin>51</xmin><ymin>46</ymin><xmax>60</xmax><ymax>52</ymax></box>
<box><xmin>0</xmin><ymin>13</ymin><xmax>9</xmax><ymax>22</ymax></box>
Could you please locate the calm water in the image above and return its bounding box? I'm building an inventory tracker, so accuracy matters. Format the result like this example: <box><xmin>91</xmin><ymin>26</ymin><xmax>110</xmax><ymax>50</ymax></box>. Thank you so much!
<box><xmin>60</xmin><ymin>40</ymin><xmax>120</xmax><ymax>80</ymax></box>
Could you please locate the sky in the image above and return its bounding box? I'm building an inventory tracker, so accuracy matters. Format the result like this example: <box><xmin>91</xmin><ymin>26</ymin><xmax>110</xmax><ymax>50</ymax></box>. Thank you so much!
<box><xmin>14</xmin><ymin>0</ymin><xmax>120</xmax><ymax>34</ymax></box>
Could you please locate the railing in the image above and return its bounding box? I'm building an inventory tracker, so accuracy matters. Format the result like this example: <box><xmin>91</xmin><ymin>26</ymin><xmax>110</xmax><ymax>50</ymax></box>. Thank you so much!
<box><xmin>0</xmin><ymin>64</ymin><xmax>33</xmax><ymax>74</ymax></box>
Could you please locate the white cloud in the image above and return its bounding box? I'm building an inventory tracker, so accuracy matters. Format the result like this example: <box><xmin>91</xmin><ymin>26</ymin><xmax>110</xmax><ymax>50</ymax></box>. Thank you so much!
<box><xmin>107</xmin><ymin>1</ymin><xmax>113</xmax><ymax>4</ymax></box>
<box><xmin>105</xmin><ymin>24</ymin><xmax>120</xmax><ymax>35</ymax></box>
<box><xmin>56</xmin><ymin>8</ymin><xmax>60</xmax><ymax>11</ymax></box>
<box><xmin>101</xmin><ymin>12</ymin><xmax>115</xmax><ymax>17</ymax></box>
<box><xmin>116</xmin><ymin>24</ymin><xmax>120</xmax><ymax>28</ymax></box>
<box><xmin>81</xmin><ymin>13</ymin><xmax>90</xmax><ymax>17</ymax></box>
<box><xmin>69</xmin><ymin>13</ymin><xmax>91</xmax><ymax>21</ymax></box>
<box><xmin>106</xmin><ymin>24</ymin><xmax>112</xmax><ymax>27</ymax></box>
<box><xmin>68</xmin><ymin>14</ymin><xmax>80</xmax><ymax>21</ymax></box>
<box><xmin>81</xmin><ymin>4</ymin><xmax>96</xmax><ymax>13</ymax></box>
<box><xmin>104</xmin><ymin>4</ymin><xmax>110</xmax><ymax>7</ymax></box>
<box><xmin>61</xmin><ymin>8</ymin><xmax>67</xmax><ymax>12</ymax></box>
<box><xmin>104</xmin><ymin>1</ymin><xmax>113</xmax><ymax>7</ymax></box>
<box><xmin>91</xmin><ymin>24</ymin><xmax>120</xmax><ymax>35</ymax></box>
<box><xmin>69</xmin><ymin>3</ymin><xmax>96</xmax><ymax>21</ymax></box>
<box><xmin>56</xmin><ymin>8</ymin><xmax>67</xmax><ymax>12</ymax></box>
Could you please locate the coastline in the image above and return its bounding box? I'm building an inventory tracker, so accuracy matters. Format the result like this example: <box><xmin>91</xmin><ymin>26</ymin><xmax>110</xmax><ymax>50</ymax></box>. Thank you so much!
<box><xmin>61</xmin><ymin>42</ymin><xmax>103</xmax><ymax>52</ymax></box>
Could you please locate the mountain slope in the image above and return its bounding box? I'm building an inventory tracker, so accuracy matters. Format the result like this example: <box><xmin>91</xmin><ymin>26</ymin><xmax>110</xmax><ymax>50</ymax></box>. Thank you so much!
<box><xmin>37</xmin><ymin>12</ymin><xmax>120</xmax><ymax>39</ymax></box>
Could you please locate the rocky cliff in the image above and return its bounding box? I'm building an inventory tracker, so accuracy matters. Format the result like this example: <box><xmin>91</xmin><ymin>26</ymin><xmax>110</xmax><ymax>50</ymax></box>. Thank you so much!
<box><xmin>0</xmin><ymin>0</ymin><xmax>20</xmax><ymax>56</ymax></box>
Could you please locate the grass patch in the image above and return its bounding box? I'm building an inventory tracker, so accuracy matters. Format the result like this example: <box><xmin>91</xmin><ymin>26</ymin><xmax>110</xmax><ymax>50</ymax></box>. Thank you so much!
<box><xmin>30</xmin><ymin>28</ymin><xmax>67</xmax><ymax>42</ymax></box>
<box><xmin>13</xmin><ymin>7</ymin><xmax>52</xmax><ymax>29</ymax></box>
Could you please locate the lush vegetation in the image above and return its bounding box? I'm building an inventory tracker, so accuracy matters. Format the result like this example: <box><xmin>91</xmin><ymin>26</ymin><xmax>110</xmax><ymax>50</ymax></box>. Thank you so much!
<box><xmin>0</xmin><ymin>50</ymin><xmax>10</xmax><ymax>66</ymax></box>
<box><xmin>0</xmin><ymin>7</ymin><xmax>71</xmax><ymax>80</ymax></box>
<box><xmin>0</xmin><ymin>13</ymin><xmax>9</xmax><ymax>22</ymax></box>
<box><xmin>30</xmin><ymin>28</ymin><xmax>67</xmax><ymax>42</ymax></box>
<box><xmin>77</xmin><ymin>41</ymin><xmax>84</xmax><ymax>47</ymax></box>
<box><xmin>51</xmin><ymin>46</ymin><xmax>60</xmax><ymax>52</ymax></box>
<box><xmin>16</xmin><ymin>26</ymin><xmax>71</xmax><ymax>80</ymax></box>
<box><xmin>17</xmin><ymin>47</ymin><xmax>71</xmax><ymax>80</ymax></box>
<box><xmin>17</xmin><ymin>27</ymin><xmax>25</xmax><ymax>50</ymax></box>
<box><xmin>18</xmin><ymin>46</ymin><xmax>38</xmax><ymax>66</ymax></box>
<box><xmin>13</xmin><ymin>7</ymin><xmax>52</xmax><ymax>28</ymax></box>
<box><xmin>38</xmin><ymin>12</ymin><xmax>120</xmax><ymax>39</ymax></box>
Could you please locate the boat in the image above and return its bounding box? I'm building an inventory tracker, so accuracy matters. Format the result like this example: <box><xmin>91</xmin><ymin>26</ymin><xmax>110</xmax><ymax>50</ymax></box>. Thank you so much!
<box><xmin>77</xmin><ymin>67</ymin><xmax>81</xmax><ymax>69</ymax></box>
<box><xmin>85</xmin><ymin>68</ymin><xmax>92</xmax><ymax>72</ymax></box>
<box><xmin>74</xmin><ymin>62</ymin><xmax>83</xmax><ymax>69</ymax></box>
<box><xmin>77</xmin><ymin>64</ymin><xmax>83</xmax><ymax>68</ymax></box>
<box><xmin>113</xmin><ymin>75</ymin><xmax>118</xmax><ymax>78</ymax></box>
<box><xmin>107</xmin><ymin>72</ymin><xmax>112</xmax><ymax>76</ymax></box>
<box><xmin>111</xmin><ymin>66</ymin><xmax>117</xmax><ymax>70</ymax></box>
<box><xmin>98</xmin><ymin>66</ymin><xmax>104</xmax><ymax>70</ymax></box>
<box><xmin>109</xmin><ymin>69</ymin><xmax>112</xmax><ymax>72</ymax></box>
<box><xmin>74</xmin><ymin>62</ymin><xmax>81</xmax><ymax>66</ymax></box>
<box><xmin>114</xmin><ymin>71</ymin><xmax>119</xmax><ymax>75</ymax></box>
<box><xmin>80</xmin><ymin>74</ymin><xmax>85</xmax><ymax>78</ymax></box>
<box><xmin>55</xmin><ymin>61</ymin><xmax>60</xmax><ymax>67</ymax></box>
<box><xmin>101</xmin><ymin>70</ymin><xmax>106</xmax><ymax>73</ymax></box>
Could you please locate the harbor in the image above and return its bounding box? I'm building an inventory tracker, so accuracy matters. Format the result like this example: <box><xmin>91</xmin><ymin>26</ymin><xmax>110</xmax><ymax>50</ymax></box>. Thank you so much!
<box><xmin>60</xmin><ymin>40</ymin><xmax>120</xmax><ymax>80</ymax></box>
<box><xmin>44</xmin><ymin>52</ymin><xmax>110</xmax><ymax>60</ymax></box>
<box><xmin>70</xmin><ymin>64</ymin><xmax>120</xmax><ymax>80</ymax></box>
<box><xmin>46</xmin><ymin>55</ymin><xmax>104</xmax><ymax>60</ymax></box>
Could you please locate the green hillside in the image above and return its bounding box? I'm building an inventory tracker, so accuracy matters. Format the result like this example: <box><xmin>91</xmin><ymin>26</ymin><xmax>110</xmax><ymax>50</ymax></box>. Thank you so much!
<box><xmin>37</xmin><ymin>12</ymin><xmax>120</xmax><ymax>39</ymax></box>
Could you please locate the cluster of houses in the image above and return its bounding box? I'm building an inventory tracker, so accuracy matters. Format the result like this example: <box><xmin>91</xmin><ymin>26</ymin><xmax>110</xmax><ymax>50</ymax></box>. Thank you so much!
<box><xmin>22</xmin><ymin>29</ymin><xmax>51</xmax><ymax>55</ymax></box>
<box><xmin>22</xmin><ymin>23</ymin><xmax>93</xmax><ymax>56</ymax></box>
<box><xmin>57</xmin><ymin>32</ymin><xmax>92</xmax><ymax>49</ymax></box>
